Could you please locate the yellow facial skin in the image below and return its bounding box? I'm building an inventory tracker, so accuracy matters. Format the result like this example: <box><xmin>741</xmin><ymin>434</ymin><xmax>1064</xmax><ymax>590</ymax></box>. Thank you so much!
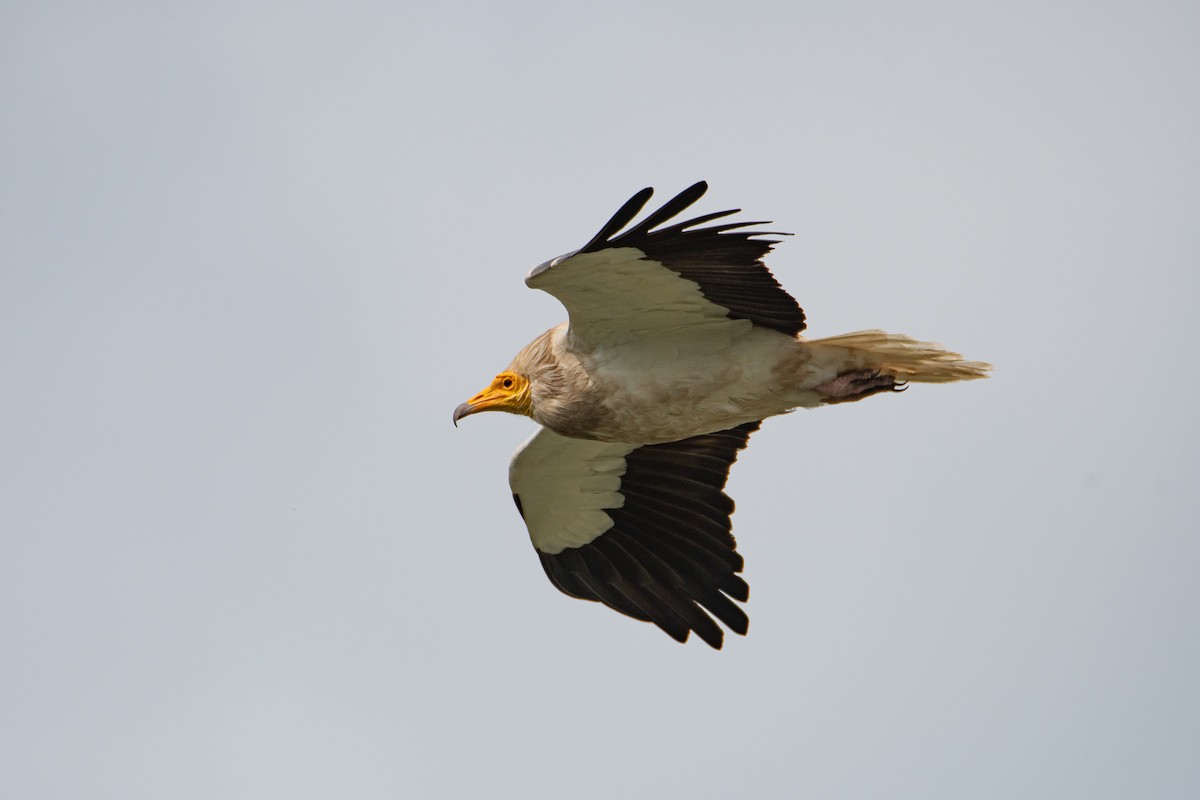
<box><xmin>452</xmin><ymin>372</ymin><xmax>532</xmax><ymax>425</ymax></box>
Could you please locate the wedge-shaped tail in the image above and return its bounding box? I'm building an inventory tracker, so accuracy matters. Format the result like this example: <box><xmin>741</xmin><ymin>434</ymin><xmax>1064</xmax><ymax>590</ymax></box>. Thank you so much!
<box><xmin>809</xmin><ymin>330</ymin><xmax>991</xmax><ymax>383</ymax></box>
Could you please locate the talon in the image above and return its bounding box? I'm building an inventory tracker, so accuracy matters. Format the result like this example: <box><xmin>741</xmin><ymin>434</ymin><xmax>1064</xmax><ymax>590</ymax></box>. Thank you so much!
<box><xmin>816</xmin><ymin>369</ymin><xmax>904</xmax><ymax>404</ymax></box>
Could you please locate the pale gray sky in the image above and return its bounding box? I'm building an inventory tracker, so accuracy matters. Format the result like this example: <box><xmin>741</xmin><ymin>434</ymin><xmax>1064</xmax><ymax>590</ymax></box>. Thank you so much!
<box><xmin>2</xmin><ymin>1</ymin><xmax>1198</xmax><ymax>798</ymax></box>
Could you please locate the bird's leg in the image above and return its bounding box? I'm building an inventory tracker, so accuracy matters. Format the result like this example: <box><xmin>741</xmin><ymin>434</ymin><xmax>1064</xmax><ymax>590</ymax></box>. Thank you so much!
<box><xmin>816</xmin><ymin>369</ymin><xmax>907</xmax><ymax>405</ymax></box>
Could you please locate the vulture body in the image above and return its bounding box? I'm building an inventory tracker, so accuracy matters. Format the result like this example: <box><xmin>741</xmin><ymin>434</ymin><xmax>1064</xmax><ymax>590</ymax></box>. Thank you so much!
<box><xmin>453</xmin><ymin>182</ymin><xmax>989</xmax><ymax>648</ymax></box>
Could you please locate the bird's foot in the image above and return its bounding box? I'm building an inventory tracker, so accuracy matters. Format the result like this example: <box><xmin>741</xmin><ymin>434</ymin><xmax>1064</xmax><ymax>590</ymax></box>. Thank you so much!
<box><xmin>816</xmin><ymin>370</ymin><xmax>907</xmax><ymax>405</ymax></box>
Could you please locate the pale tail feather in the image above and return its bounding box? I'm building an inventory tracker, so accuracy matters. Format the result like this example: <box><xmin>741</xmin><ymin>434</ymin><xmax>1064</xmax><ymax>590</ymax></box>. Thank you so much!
<box><xmin>808</xmin><ymin>330</ymin><xmax>991</xmax><ymax>383</ymax></box>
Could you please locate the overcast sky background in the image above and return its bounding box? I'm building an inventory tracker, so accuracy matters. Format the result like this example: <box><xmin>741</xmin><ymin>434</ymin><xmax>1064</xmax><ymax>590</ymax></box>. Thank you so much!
<box><xmin>3</xmin><ymin>1</ymin><xmax>1198</xmax><ymax>798</ymax></box>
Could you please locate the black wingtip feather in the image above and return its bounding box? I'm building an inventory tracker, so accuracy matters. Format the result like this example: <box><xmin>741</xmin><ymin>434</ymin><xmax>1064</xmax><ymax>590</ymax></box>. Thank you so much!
<box><xmin>576</xmin><ymin>184</ymin><xmax>806</xmax><ymax>335</ymax></box>
<box><xmin>625</xmin><ymin>181</ymin><xmax>709</xmax><ymax>235</ymax></box>
<box><xmin>536</xmin><ymin>421</ymin><xmax>760</xmax><ymax>649</ymax></box>
<box><xmin>580</xmin><ymin>186</ymin><xmax>654</xmax><ymax>252</ymax></box>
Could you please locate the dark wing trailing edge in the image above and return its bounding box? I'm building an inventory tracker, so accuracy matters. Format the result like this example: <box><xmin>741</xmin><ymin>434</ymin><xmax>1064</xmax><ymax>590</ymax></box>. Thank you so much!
<box><xmin>577</xmin><ymin>181</ymin><xmax>806</xmax><ymax>336</ymax></box>
<box><xmin>515</xmin><ymin>421</ymin><xmax>761</xmax><ymax>649</ymax></box>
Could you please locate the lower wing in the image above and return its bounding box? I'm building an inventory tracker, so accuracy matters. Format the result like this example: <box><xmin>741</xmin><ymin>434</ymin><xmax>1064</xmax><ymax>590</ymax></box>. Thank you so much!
<box><xmin>507</xmin><ymin>422</ymin><xmax>760</xmax><ymax>649</ymax></box>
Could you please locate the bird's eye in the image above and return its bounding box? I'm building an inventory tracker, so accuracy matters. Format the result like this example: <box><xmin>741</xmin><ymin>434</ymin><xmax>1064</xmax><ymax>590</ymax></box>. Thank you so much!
<box><xmin>501</xmin><ymin>377</ymin><xmax>515</xmax><ymax>390</ymax></box>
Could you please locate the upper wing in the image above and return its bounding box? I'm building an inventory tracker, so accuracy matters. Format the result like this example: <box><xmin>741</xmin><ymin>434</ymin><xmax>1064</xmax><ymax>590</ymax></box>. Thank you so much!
<box><xmin>508</xmin><ymin>421</ymin><xmax>760</xmax><ymax>649</ymax></box>
<box><xmin>524</xmin><ymin>181</ymin><xmax>806</xmax><ymax>349</ymax></box>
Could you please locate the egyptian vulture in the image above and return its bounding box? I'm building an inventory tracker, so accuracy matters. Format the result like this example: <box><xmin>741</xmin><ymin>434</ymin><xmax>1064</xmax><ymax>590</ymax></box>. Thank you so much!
<box><xmin>453</xmin><ymin>182</ymin><xmax>988</xmax><ymax>648</ymax></box>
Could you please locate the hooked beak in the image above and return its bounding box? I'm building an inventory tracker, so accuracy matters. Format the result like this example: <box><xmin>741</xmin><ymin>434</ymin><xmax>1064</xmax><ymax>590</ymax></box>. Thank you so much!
<box><xmin>452</xmin><ymin>389</ymin><xmax>504</xmax><ymax>426</ymax></box>
<box><xmin>452</xmin><ymin>401</ymin><xmax>478</xmax><ymax>427</ymax></box>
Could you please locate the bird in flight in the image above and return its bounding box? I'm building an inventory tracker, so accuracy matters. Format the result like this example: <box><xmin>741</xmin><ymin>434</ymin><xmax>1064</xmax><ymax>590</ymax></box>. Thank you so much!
<box><xmin>453</xmin><ymin>181</ymin><xmax>989</xmax><ymax>648</ymax></box>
